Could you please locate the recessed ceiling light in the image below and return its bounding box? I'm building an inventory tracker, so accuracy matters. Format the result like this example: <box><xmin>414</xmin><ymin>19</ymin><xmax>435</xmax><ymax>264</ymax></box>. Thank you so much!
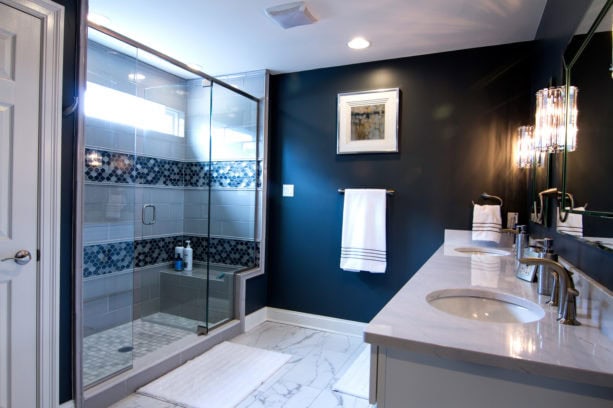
<box><xmin>88</xmin><ymin>13</ymin><xmax>110</xmax><ymax>26</ymax></box>
<box><xmin>348</xmin><ymin>37</ymin><xmax>370</xmax><ymax>50</ymax></box>
<box><xmin>128</xmin><ymin>72</ymin><xmax>146</xmax><ymax>82</ymax></box>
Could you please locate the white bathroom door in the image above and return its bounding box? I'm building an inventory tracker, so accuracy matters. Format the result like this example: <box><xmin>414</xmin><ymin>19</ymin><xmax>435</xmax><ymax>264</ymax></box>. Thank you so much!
<box><xmin>0</xmin><ymin>3</ymin><xmax>43</xmax><ymax>407</ymax></box>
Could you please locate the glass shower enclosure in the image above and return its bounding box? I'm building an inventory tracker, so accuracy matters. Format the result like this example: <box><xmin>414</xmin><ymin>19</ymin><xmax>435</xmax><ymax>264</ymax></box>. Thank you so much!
<box><xmin>81</xmin><ymin>26</ymin><xmax>260</xmax><ymax>387</ymax></box>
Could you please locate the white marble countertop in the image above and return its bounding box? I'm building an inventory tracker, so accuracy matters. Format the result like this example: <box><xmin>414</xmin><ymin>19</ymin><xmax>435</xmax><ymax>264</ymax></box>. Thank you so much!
<box><xmin>364</xmin><ymin>230</ymin><xmax>613</xmax><ymax>388</ymax></box>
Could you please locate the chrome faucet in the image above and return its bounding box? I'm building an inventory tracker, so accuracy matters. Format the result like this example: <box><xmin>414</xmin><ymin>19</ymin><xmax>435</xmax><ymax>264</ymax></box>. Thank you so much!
<box><xmin>518</xmin><ymin>258</ymin><xmax>581</xmax><ymax>326</ymax></box>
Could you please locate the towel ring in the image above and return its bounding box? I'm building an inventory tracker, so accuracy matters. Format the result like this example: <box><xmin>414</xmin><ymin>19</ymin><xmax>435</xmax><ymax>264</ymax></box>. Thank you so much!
<box><xmin>472</xmin><ymin>192</ymin><xmax>503</xmax><ymax>207</ymax></box>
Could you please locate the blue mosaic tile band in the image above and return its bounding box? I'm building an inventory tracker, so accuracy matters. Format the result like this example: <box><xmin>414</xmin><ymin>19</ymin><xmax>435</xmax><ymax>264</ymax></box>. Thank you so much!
<box><xmin>182</xmin><ymin>235</ymin><xmax>259</xmax><ymax>268</ymax></box>
<box><xmin>83</xmin><ymin>235</ymin><xmax>260</xmax><ymax>277</ymax></box>
<box><xmin>184</xmin><ymin>162</ymin><xmax>210</xmax><ymax>188</ymax></box>
<box><xmin>135</xmin><ymin>156</ymin><xmax>183</xmax><ymax>186</ymax></box>
<box><xmin>209</xmin><ymin>161</ymin><xmax>262</xmax><ymax>188</ymax></box>
<box><xmin>83</xmin><ymin>240</ymin><xmax>134</xmax><ymax>278</ymax></box>
<box><xmin>85</xmin><ymin>148</ymin><xmax>261</xmax><ymax>188</ymax></box>
<box><xmin>85</xmin><ymin>150</ymin><xmax>135</xmax><ymax>184</ymax></box>
<box><xmin>134</xmin><ymin>236</ymin><xmax>181</xmax><ymax>268</ymax></box>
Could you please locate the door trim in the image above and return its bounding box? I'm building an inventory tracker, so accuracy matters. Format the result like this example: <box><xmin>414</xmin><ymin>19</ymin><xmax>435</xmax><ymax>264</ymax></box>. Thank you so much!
<box><xmin>1</xmin><ymin>0</ymin><xmax>64</xmax><ymax>406</ymax></box>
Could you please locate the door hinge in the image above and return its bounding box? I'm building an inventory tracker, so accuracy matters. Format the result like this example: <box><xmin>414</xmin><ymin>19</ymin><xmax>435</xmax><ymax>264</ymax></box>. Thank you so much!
<box><xmin>37</xmin><ymin>249</ymin><xmax>40</xmax><ymax>262</ymax></box>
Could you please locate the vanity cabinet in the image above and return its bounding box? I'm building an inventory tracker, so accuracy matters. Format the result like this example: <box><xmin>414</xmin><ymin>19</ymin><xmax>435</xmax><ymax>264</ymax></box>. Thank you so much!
<box><xmin>365</xmin><ymin>231</ymin><xmax>613</xmax><ymax>407</ymax></box>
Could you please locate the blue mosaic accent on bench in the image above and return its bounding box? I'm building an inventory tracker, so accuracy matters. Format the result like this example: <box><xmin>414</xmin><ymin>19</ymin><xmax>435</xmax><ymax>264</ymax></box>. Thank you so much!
<box><xmin>85</xmin><ymin>148</ymin><xmax>261</xmax><ymax>188</ymax></box>
<box><xmin>134</xmin><ymin>236</ymin><xmax>180</xmax><ymax>268</ymax></box>
<box><xmin>83</xmin><ymin>236</ymin><xmax>259</xmax><ymax>277</ymax></box>
<box><xmin>83</xmin><ymin>241</ymin><xmax>134</xmax><ymax>278</ymax></box>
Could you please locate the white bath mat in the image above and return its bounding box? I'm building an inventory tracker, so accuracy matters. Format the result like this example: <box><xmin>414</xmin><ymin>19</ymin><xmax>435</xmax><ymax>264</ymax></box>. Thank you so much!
<box><xmin>137</xmin><ymin>341</ymin><xmax>291</xmax><ymax>408</ymax></box>
<box><xmin>333</xmin><ymin>345</ymin><xmax>370</xmax><ymax>400</ymax></box>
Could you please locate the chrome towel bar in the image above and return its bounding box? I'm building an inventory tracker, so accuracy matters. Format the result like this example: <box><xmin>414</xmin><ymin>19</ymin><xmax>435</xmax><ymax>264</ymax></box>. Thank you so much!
<box><xmin>338</xmin><ymin>188</ymin><xmax>395</xmax><ymax>195</ymax></box>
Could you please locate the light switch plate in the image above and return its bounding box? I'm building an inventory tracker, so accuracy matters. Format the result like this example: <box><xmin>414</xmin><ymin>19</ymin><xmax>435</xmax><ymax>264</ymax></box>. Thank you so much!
<box><xmin>282</xmin><ymin>184</ymin><xmax>294</xmax><ymax>197</ymax></box>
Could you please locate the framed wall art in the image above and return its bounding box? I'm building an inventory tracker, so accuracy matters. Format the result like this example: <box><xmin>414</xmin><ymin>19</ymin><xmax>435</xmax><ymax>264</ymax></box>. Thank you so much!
<box><xmin>337</xmin><ymin>88</ymin><xmax>399</xmax><ymax>154</ymax></box>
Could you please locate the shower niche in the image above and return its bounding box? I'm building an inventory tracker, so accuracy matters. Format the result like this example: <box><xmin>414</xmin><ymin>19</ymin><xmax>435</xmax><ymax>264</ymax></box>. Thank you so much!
<box><xmin>81</xmin><ymin>27</ymin><xmax>264</xmax><ymax>387</ymax></box>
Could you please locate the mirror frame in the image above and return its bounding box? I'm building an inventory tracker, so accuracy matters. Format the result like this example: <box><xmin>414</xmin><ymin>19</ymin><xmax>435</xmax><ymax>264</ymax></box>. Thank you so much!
<box><xmin>560</xmin><ymin>0</ymin><xmax>613</xmax><ymax>220</ymax></box>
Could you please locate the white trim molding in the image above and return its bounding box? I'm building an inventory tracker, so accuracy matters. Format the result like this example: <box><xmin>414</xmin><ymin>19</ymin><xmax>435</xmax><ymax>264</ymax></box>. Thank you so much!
<box><xmin>1</xmin><ymin>1</ymin><xmax>65</xmax><ymax>407</ymax></box>
<box><xmin>245</xmin><ymin>307</ymin><xmax>367</xmax><ymax>337</ymax></box>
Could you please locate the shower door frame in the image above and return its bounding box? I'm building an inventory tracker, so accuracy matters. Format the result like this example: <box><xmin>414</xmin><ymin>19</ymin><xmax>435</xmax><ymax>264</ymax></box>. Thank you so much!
<box><xmin>74</xmin><ymin>18</ymin><xmax>263</xmax><ymax>407</ymax></box>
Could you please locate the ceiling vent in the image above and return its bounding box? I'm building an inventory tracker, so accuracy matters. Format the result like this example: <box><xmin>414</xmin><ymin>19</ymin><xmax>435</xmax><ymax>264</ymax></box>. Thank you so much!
<box><xmin>265</xmin><ymin>1</ymin><xmax>317</xmax><ymax>29</ymax></box>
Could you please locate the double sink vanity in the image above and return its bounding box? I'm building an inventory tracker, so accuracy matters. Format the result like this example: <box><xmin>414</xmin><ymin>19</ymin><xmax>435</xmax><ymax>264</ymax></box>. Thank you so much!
<box><xmin>365</xmin><ymin>230</ymin><xmax>612</xmax><ymax>407</ymax></box>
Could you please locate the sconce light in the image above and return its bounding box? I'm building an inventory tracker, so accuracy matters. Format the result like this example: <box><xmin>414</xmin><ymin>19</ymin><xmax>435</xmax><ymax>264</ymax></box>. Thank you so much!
<box><xmin>534</xmin><ymin>86</ymin><xmax>578</xmax><ymax>153</ymax></box>
<box><xmin>516</xmin><ymin>125</ymin><xmax>541</xmax><ymax>168</ymax></box>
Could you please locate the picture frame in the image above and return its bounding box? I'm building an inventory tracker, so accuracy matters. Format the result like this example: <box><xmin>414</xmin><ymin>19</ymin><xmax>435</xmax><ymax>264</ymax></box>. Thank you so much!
<box><xmin>337</xmin><ymin>88</ymin><xmax>399</xmax><ymax>154</ymax></box>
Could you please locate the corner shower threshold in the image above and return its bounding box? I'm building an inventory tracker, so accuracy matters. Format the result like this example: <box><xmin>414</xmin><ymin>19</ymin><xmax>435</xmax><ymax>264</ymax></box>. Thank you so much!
<box><xmin>83</xmin><ymin>319</ymin><xmax>242</xmax><ymax>408</ymax></box>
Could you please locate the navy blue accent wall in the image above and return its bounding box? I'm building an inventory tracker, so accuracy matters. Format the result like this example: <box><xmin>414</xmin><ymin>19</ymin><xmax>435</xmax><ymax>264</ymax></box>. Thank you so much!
<box><xmin>245</xmin><ymin>274</ymin><xmax>268</xmax><ymax>315</ymax></box>
<box><xmin>532</xmin><ymin>0</ymin><xmax>592</xmax><ymax>87</ymax></box>
<box><xmin>264</xmin><ymin>42</ymin><xmax>533</xmax><ymax>323</ymax></box>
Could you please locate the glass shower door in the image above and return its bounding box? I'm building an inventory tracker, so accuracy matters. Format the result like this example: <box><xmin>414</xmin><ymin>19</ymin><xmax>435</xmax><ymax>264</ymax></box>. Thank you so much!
<box><xmin>82</xmin><ymin>29</ymin><xmax>138</xmax><ymax>387</ymax></box>
<box><xmin>205</xmin><ymin>81</ymin><xmax>259</xmax><ymax>329</ymax></box>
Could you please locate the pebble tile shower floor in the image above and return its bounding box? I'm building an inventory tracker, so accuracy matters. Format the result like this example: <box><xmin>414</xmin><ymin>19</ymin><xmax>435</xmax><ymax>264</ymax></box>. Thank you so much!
<box><xmin>84</xmin><ymin>313</ymin><xmax>203</xmax><ymax>386</ymax></box>
<box><xmin>110</xmin><ymin>321</ymin><xmax>372</xmax><ymax>407</ymax></box>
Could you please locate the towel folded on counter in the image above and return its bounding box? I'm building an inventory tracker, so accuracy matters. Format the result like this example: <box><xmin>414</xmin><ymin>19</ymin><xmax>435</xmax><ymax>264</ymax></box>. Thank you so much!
<box><xmin>340</xmin><ymin>189</ymin><xmax>387</xmax><ymax>273</ymax></box>
<box><xmin>557</xmin><ymin>207</ymin><xmax>584</xmax><ymax>237</ymax></box>
<box><xmin>472</xmin><ymin>204</ymin><xmax>502</xmax><ymax>243</ymax></box>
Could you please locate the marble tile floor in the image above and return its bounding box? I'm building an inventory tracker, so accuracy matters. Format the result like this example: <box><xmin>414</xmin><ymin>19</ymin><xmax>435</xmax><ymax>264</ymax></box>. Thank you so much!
<box><xmin>110</xmin><ymin>321</ymin><xmax>373</xmax><ymax>407</ymax></box>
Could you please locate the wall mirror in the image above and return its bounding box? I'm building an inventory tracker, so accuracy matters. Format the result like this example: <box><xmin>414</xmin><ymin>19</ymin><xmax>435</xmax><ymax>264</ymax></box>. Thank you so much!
<box><xmin>529</xmin><ymin>153</ymin><xmax>550</xmax><ymax>225</ymax></box>
<box><xmin>561</xmin><ymin>0</ymin><xmax>613</xmax><ymax>249</ymax></box>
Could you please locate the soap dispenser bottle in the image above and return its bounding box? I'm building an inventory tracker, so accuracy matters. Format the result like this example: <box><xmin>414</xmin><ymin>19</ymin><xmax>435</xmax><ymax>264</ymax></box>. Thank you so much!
<box><xmin>515</xmin><ymin>225</ymin><xmax>528</xmax><ymax>260</ymax></box>
<box><xmin>184</xmin><ymin>240</ymin><xmax>193</xmax><ymax>271</ymax></box>
<box><xmin>537</xmin><ymin>238</ymin><xmax>557</xmax><ymax>296</ymax></box>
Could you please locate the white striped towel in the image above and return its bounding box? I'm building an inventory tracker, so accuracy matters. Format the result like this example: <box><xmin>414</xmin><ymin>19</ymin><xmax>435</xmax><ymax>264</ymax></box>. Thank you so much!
<box><xmin>340</xmin><ymin>189</ymin><xmax>387</xmax><ymax>273</ymax></box>
<box><xmin>557</xmin><ymin>207</ymin><xmax>584</xmax><ymax>237</ymax></box>
<box><xmin>472</xmin><ymin>204</ymin><xmax>502</xmax><ymax>243</ymax></box>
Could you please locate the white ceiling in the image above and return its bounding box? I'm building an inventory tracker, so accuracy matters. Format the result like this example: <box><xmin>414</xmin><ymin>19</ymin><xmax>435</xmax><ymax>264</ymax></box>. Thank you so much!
<box><xmin>89</xmin><ymin>0</ymin><xmax>550</xmax><ymax>76</ymax></box>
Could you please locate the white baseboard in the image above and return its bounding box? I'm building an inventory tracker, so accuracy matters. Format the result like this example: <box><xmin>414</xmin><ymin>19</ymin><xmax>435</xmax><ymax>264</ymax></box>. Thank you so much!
<box><xmin>244</xmin><ymin>307</ymin><xmax>268</xmax><ymax>332</ymax></box>
<box><xmin>59</xmin><ymin>400</ymin><xmax>74</xmax><ymax>408</ymax></box>
<box><xmin>245</xmin><ymin>307</ymin><xmax>366</xmax><ymax>337</ymax></box>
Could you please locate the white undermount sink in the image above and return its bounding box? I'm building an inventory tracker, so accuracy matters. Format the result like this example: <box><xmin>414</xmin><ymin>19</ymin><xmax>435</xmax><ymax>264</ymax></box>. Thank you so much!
<box><xmin>454</xmin><ymin>247</ymin><xmax>511</xmax><ymax>256</ymax></box>
<box><xmin>426</xmin><ymin>288</ymin><xmax>545</xmax><ymax>324</ymax></box>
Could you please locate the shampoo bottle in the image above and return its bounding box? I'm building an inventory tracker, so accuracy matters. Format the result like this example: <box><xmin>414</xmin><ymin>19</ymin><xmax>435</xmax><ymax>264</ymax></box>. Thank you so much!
<box><xmin>184</xmin><ymin>240</ymin><xmax>193</xmax><ymax>271</ymax></box>
<box><xmin>175</xmin><ymin>244</ymin><xmax>184</xmax><ymax>259</ymax></box>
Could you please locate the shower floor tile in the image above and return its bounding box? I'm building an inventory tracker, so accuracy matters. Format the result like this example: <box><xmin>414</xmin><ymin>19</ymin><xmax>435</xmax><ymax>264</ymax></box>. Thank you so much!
<box><xmin>83</xmin><ymin>315</ymin><xmax>196</xmax><ymax>386</ymax></box>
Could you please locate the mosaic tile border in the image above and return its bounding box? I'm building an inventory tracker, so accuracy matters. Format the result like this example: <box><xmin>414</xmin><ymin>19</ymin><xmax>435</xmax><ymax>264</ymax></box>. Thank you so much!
<box><xmin>85</xmin><ymin>148</ymin><xmax>261</xmax><ymax>188</ymax></box>
<box><xmin>83</xmin><ymin>235</ymin><xmax>260</xmax><ymax>278</ymax></box>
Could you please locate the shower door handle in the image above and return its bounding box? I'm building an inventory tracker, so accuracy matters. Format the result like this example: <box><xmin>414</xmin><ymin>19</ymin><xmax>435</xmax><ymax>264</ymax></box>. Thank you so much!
<box><xmin>142</xmin><ymin>204</ymin><xmax>156</xmax><ymax>225</ymax></box>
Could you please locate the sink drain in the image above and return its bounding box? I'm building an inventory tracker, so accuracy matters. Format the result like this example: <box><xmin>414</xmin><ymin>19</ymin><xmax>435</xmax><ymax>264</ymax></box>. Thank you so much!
<box><xmin>117</xmin><ymin>346</ymin><xmax>133</xmax><ymax>353</ymax></box>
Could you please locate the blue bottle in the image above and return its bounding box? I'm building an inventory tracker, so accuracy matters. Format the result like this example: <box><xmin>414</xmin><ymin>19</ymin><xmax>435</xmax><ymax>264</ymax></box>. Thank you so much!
<box><xmin>174</xmin><ymin>253</ymin><xmax>184</xmax><ymax>271</ymax></box>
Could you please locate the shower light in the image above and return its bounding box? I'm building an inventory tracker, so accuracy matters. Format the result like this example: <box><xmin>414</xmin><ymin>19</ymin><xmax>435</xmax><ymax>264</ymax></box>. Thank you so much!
<box><xmin>348</xmin><ymin>37</ymin><xmax>370</xmax><ymax>50</ymax></box>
